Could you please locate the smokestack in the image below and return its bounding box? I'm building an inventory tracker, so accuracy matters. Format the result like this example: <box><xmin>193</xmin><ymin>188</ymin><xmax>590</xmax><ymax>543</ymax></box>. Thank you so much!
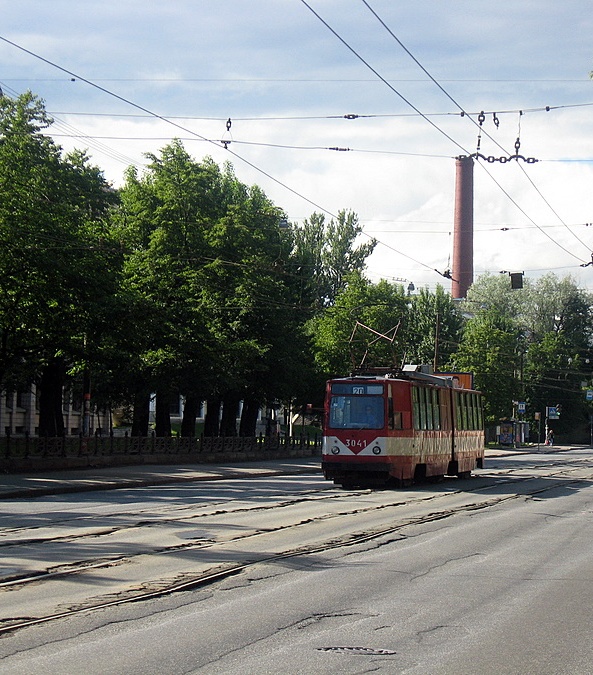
<box><xmin>451</xmin><ymin>155</ymin><xmax>474</xmax><ymax>299</ymax></box>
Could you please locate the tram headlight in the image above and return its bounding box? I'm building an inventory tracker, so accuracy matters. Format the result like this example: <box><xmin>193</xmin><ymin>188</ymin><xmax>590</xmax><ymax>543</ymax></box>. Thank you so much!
<box><xmin>331</xmin><ymin>446</ymin><xmax>340</xmax><ymax>455</ymax></box>
<box><xmin>372</xmin><ymin>445</ymin><xmax>381</xmax><ymax>455</ymax></box>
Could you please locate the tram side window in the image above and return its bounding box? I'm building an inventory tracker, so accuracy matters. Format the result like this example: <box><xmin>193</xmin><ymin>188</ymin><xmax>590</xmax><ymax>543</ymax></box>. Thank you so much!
<box><xmin>388</xmin><ymin>397</ymin><xmax>403</xmax><ymax>430</ymax></box>
<box><xmin>470</xmin><ymin>394</ymin><xmax>477</xmax><ymax>429</ymax></box>
<box><xmin>425</xmin><ymin>388</ymin><xmax>434</xmax><ymax>430</ymax></box>
<box><xmin>413</xmin><ymin>386</ymin><xmax>433</xmax><ymax>431</ymax></box>
<box><xmin>432</xmin><ymin>388</ymin><xmax>441</xmax><ymax>430</ymax></box>
<box><xmin>473</xmin><ymin>393</ymin><xmax>483</xmax><ymax>429</ymax></box>
<box><xmin>459</xmin><ymin>393</ymin><xmax>466</xmax><ymax>429</ymax></box>
<box><xmin>411</xmin><ymin>386</ymin><xmax>449</xmax><ymax>431</ymax></box>
<box><xmin>412</xmin><ymin>387</ymin><xmax>419</xmax><ymax>429</ymax></box>
<box><xmin>453</xmin><ymin>391</ymin><xmax>484</xmax><ymax>430</ymax></box>
<box><xmin>419</xmin><ymin>388</ymin><xmax>427</xmax><ymax>430</ymax></box>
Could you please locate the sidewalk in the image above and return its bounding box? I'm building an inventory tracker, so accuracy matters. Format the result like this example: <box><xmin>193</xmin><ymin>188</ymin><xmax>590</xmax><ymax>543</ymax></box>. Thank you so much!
<box><xmin>0</xmin><ymin>445</ymin><xmax>579</xmax><ymax>500</ymax></box>
<box><xmin>0</xmin><ymin>457</ymin><xmax>322</xmax><ymax>500</ymax></box>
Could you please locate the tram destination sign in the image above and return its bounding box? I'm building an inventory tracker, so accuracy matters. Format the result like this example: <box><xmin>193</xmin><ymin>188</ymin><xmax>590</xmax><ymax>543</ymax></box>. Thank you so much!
<box><xmin>331</xmin><ymin>383</ymin><xmax>384</xmax><ymax>395</ymax></box>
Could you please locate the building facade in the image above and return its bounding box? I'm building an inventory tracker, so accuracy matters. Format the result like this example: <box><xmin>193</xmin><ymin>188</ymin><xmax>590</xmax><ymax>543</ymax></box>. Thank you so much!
<box><xmin>1</xmin><ymin>386</ymin><xmax>109</xmax><ymax>437</ymax></box>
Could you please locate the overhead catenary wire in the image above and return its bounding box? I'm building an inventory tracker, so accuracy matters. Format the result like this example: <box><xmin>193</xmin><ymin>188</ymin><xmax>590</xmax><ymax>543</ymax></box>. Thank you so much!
<box><xmin>358</xmin><ymin>0</ymin><xmax>592</xmax><ymax>261</ymax></box>
<box><xmin>6</xmin><ymin>76</ymin><xmax>593</xmax><ymax>82</ymax></box>
<box><xmin>2</xmin><ymin>28</ymin><xmax>591</xmax><ymax>281</ymax></box>
<box><xmin>0</xmin><ymin>34</ymin><xmax>452</xmax><ymax>281</ymax></box>
<box><xmin>45</xmin><ymin>100</ymin><xmax>593</xmax><ymax>122</ymax></box>
<box><xmin>298</xmin><ymin>1</ymin><xmax>591</xmax><ymax>269</ymax></box>
<box><xmin>49</xmin><ymin>131</ymin><xmax>454</xmax><ymax>160</ymax></box>
<box><xmin>298</xmin><ymin>0</ymin><xmax>471</xmax><ymax>158</ymax></box>
<box><xmin>0</xmin><ymin>37</ymin><xmax>330</xmax><ymax>214</ymax></box>
<box><xmin>0</xmin><ymin>80</ymin><xmax>146</xmax><ymax>171</ymax></box>
<box><xmin>46</xmin><ymin>131</ymin><xmax>593</xmax><ymax>165</ymax></box>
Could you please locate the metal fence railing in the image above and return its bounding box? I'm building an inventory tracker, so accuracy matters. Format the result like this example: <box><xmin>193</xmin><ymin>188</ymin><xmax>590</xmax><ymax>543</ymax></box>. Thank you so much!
<box><xmin>0</xmin><ymin>430</ymin><xmax>322</xmax><ymax>468</ymax></box>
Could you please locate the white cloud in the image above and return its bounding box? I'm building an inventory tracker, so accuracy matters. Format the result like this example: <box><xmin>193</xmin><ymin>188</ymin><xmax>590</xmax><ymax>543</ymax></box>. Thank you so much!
<box><xmin>2</xmin><ymin>0</ymin><xmax>593</xmax><ymax>292</ymax></box>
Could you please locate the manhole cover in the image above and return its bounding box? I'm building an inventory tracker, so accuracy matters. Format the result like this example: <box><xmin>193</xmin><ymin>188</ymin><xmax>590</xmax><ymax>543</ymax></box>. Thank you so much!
<box><xmin>317</xmin><ymin>646</ymin><xmax>397</xmax><ymax>655</ymax></box>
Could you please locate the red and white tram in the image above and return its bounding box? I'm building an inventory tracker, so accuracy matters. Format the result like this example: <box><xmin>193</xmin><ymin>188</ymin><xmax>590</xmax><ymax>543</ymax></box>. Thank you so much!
<box><xmin>322</xmin><ymin>365</ymin><xmax>484</xmax><ymax>488</ymax></box>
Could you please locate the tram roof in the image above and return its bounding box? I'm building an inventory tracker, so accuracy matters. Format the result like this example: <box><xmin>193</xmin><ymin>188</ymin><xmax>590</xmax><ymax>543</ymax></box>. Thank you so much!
<box><xmin>332</xmin><ymin>365</ymin><xmax>479</xmax><ymax>391</ymax></box>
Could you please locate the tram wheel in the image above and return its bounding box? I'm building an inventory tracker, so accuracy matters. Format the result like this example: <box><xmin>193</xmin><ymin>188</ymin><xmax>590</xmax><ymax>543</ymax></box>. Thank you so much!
<box><xmin>457</xmin><ymin>471</ymin><xmax>472</xmax><ymax>480</ymax></box>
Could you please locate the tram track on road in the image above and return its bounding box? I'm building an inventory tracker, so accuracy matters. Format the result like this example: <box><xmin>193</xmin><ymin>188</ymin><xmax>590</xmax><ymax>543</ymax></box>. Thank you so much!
<box><xmin>2</xmin><ymin>463</ymin><xmax>592</xmax><ymax>637</ymax></box>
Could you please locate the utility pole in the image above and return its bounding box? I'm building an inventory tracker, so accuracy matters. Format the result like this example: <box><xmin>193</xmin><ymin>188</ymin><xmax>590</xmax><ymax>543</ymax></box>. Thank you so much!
<box><xmin>433</xmin><ymin>313</ymin><xmax>440</xmax><ymax>371</ymax></box>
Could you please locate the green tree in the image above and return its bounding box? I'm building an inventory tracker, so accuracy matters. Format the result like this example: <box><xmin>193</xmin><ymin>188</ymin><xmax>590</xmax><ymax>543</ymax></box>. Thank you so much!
<box><xmin>0</xmin><ymin>92</ymin><xmax>119</xmax><ymax>435</ymax></box>
<box><xmin>405</xmin><ymin>286</ymin><xmax>462</xmax><ymax>368</ymax></box>
<box><xmin>291</xmin><ymin>210</ymin><xmax>376</xmax><ymax>308</ymax></box>
<box><xmin>520</xmin><ymin>275</ymin><xmax>593</xmax><ymax>434</ymax></box>
<box><xmin>456</xmin><ymin>272</ymin><xmax>593</xmax><ymax>435</ymax></box>
<box><xmin>114</xmin><ymin>143</ymin><xmax>232</xmax><ymax>435</ymax></box>
<box><xmin>451</xmin><ymin>307</ymin><xmax>519</xmax><ymax>421</ymax></box>
<box><xmin>309</xmin><ymin>272</ymin><xmax>409</xmax><ymax>377</ymax></box>
<box><xmin>115</xmin><ymin>142</ymin><xmax>316</xmax><ymax>436</ymax></box>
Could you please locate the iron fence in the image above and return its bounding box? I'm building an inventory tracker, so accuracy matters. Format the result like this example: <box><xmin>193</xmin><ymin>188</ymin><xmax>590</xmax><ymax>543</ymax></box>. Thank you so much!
<box><xmin>0</xmin><ymin>430</ymin><xmax>321</xmax><ymax>466</ymax></box>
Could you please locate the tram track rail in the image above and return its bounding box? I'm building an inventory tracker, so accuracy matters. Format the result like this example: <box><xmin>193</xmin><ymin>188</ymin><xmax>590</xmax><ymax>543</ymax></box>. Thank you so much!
<box><xmin>2</xmin><ymin>462</ymin><xmax>593</xmax><ymax>637</ymax></box>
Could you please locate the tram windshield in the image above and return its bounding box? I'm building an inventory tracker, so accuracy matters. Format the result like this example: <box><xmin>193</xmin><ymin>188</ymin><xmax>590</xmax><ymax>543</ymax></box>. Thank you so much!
<box><xmin>328</xmin><ymin>395</ymin><xmax>385</xmax><ymax>430</ymax></box>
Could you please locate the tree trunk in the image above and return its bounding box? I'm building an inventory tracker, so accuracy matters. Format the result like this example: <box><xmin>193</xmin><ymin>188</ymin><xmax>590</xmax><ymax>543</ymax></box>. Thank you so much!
<box><xmin>131</xmin><ymin>389</ymin><xmax>150</xmax><ymax>436</ymax></box>
<box><xmin>180</xmin><ymin>394</ymin><xmax>200</xmax><ymax>436</ymax></box>
<box><xmin>239</xmin><ymin>397</ymin><xmax>260</xmax><ymax>437</ymax></box>
<box><xmin>220</xmin><ymin>391</ymin><xmax>240</xmax><ymax>437</ymax></box>
<box><xmin>38</xmin><ymin>360</ymin><xmax>65</xmax><ymax>437</ymax></box>
<box><xmin>203</xmin><ymin>396</ymin><xmax>221</xmax><ymax>437</ymax></box>
<box><xmin>155</xmin><ymin>388</ymin><xmax>172</xmax><ymax>437</ymax></box>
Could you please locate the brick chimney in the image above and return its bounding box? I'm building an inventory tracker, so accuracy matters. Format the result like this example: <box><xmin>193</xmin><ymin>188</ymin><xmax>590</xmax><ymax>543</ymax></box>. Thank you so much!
<box><xmin>451</xmin><ymin>155</ymin><xmax>474</xmax><ymax>299</ymax></box>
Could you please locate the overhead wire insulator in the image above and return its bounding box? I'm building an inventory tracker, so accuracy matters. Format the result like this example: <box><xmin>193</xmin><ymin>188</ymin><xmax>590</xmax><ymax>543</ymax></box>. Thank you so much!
<box><xmin>221</xmin><ymin>117</ymin><xmax>233</xmax><ymax>149</ymax></box>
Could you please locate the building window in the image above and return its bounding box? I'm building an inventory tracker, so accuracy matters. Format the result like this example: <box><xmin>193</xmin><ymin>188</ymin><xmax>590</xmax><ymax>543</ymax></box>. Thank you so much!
<box><xmin>16</xmin><ymin>391</ymin><xmax>26</xmax><ymax>409</ymax></box>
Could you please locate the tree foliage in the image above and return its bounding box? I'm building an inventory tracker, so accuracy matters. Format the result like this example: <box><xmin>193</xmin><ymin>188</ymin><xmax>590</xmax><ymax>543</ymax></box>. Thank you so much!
<box><xmin>290</xmin><ymin>210</ymin><xmax>376</xmax><ymax>308</ymax></box>
<box><xmin>454</xmin><ymin>273</ymin><xmax>593</xmax><ymax>433</ymax></box>
<box><xmin>0</xmin><ymin>92</ymin><xmax>119</xmax><ymax>434</ymax></box>
<box><xmin>114</xmin><ymin>141</ymin><xmax>317</xmax><ymax>435</ymax></box>
<box><xmin>6</xmin><ymin>92</ymin><xmax>593</xmax><ymax>444</ymax></box>
<box><xmin>405</xmin><ymin>286</ymin><xmax>462</xmax><ymax>367</ymax></box>
<box><xmin>307</xmin><ymin>274</ymin><xmax>462</xmax><ymax>381</ymax></box>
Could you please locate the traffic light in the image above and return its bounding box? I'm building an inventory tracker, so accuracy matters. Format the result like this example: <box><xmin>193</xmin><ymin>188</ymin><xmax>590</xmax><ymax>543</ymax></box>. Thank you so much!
<box><xmin>510</xmin><ymin>272</ymin><xmax>524</xmax><ymax>289</ymax></box>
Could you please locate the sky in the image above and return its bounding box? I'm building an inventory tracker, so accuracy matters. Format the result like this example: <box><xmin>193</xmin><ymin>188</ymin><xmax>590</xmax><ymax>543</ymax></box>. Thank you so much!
<box><xmin>2</xmin><ymin>0</ymin><xmax>593</xmax><ymax>293</ymax></box>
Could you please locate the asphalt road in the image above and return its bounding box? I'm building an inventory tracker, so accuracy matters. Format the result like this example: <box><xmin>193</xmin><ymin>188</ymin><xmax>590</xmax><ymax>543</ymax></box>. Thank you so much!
<box><xmin>2</xmin><ymin>447</ymin><xmax>593</xmax><ymax>674</ymax></box>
